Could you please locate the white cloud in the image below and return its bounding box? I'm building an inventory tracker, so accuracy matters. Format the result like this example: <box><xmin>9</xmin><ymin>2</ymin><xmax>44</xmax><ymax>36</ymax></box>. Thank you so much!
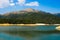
<box><xmin>25</xmin><ymin>1</ymin><xmax>39</xmax><ymax>6</ymax></box>
<box><xmin>17</xmin><ymin>0</ymin><xmax>26</xmax><ymax>6</ymax></box>
<box><xmin>0</xmin><ymin>0</ymin><xmax>39</xmax><ymax>8</ymax></box>
<box><xmin>0</xmin><ymin>0</ymin><xmax>10</xmax><ymax>8</ymax></box>
<box><xmin>0</xmin><ymin>0</ymin><xmax>15</xmax><ymax>8</ymax></box>
<box><xmin>17</xmin><ymin>0</ymin><xmax>39</xmax><ymax>6</ymax></box>
<box><xmin>10</xmin><ymin>0</ymin><xmax>15</xmax><ymax>6</ymax></box>
<box><xmin>10</xmin><ymin>3</ymin><xmax>15</xmax><ymax>6</ymax></box>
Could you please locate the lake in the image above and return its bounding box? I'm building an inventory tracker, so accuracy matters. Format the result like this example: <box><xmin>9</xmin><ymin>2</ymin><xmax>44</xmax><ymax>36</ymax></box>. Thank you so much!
<box><xmin>0</xmin><ymin>25</ymin><xmax>60</xmax><ymax>40</ymax></box>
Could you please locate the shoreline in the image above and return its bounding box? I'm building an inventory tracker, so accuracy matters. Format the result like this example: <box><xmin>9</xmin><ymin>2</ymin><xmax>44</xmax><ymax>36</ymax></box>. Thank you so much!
<box><xmin>0</xmin><ymin>24</ymin><xmax>49</xmax><ymax>26</ymax></box>
<box><xmin>0</xmin><ymin>24</ymin><xmax>60</xmax><ymax>26</ymax></box>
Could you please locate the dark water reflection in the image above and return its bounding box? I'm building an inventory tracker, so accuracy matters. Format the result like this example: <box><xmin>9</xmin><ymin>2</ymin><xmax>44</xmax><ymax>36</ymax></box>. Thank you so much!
<box><xmin>4</xmin><ymin>31</ymin><xmax>60</xmax><ymax>40</ymax></box>
<box><xmin>0</xmin><ymin>25</ymin><xmax>60</xmax><ymax>40</ymax></box>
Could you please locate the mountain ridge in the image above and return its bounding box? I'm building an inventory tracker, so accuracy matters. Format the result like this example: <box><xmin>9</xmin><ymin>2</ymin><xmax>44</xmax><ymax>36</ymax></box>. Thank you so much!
<box><xmin>0</xmin><ymin>8</ymin><xmax>60</xmax><ymax>24</ymax></box>
<box><xmin>3</xmin><ymin>8</ymin><xmax>39</xmax><ymax>16</ymax></box>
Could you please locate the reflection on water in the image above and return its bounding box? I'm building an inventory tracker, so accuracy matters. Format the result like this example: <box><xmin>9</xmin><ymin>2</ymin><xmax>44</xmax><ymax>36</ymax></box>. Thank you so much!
<box><xmin>0</xmin><ymin>25</ymin><xmax>57</xmax><ymax>31</ymax></box>
<box><xmin>2</xmin><ymin>31</ymin><xmax>60</xmax><ymax>40</ymax></box>
<box><xmin>0</xmin><ymin>32</ymin><xmax>25</xmax><ymax>40</ymax></box>
<box><xmin>0</xmin><ymin>25</ymin><xmax>60</xmax><ymax>40</ymax></box>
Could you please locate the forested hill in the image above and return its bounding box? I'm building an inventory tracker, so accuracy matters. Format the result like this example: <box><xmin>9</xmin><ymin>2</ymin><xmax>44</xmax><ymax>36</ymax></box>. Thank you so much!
<box><xmin>0</xmin><ymin>8</ymin><xmax>60</xmax><ymax>24</ymax></box>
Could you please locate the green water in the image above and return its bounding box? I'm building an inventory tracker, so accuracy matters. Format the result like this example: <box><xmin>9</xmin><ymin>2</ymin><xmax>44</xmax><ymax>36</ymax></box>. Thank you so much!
<box><xmin>0</xmin><ymin>25</ymin><xmax>60</xmax><ymax>40</ymax></box>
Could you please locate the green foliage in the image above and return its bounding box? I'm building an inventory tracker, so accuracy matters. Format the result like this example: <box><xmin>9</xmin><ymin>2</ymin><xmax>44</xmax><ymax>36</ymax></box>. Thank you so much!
<box><xmin>0</xmin><ymin>11</ymin><xmax>60</xmax><ymax>24</ymax></box>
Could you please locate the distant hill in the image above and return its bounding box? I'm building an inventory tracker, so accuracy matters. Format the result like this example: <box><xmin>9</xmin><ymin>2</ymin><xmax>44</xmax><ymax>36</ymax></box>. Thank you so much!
<box><xmin>54</xmin><ymin>13</ymin><xmax>60</xmax><ymax>17</ymax></box>
<box><xmin>0</xmin><ymin>8</ymin><xmax>60</xmax><ymax>24</ymax></box>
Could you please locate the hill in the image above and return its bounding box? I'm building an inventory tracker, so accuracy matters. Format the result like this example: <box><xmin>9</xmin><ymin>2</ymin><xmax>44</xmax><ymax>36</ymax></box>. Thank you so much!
<box><xmin>54</xmin><ymin>13</ymin><xmax>60</xmax><ymax>17</ymax></box>
<box><xmin>0</xmin><ymin>8</ymin><xmax>60</xmax><ymax>24</ymax></box>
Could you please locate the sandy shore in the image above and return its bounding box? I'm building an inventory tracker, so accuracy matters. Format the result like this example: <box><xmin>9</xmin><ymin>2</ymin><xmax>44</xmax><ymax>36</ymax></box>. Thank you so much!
<box><xmin>0</xmin><ymin>24</ymin><xmax>59</xmax><ymax>26</ymax></box>
<box><xmin>56</xmin><ymin>26</ymin><xmax>60</xmax><ymax>30</ymax></box>
<box><xmin>0</xmin><ymin>24</ymin><xmax>49</xmax><ymax>26</ymax></box>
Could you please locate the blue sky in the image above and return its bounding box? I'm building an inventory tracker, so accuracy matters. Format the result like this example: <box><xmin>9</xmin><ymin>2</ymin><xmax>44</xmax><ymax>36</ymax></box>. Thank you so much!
<box><xmin>0</xmin><ymin>0</ymin><xmax>60</xmax><ymax>14</ymax></box>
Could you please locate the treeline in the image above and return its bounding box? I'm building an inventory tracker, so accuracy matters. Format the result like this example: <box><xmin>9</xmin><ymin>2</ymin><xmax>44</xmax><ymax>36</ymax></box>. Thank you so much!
<box><xmin>0</xmin><ymin>12</ymin><xmax>60</xmax><ymax>24</ymax></box>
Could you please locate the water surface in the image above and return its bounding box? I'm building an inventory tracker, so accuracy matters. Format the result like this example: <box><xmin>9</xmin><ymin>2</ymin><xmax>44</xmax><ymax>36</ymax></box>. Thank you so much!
<box><xmin>0</xmin><ymin>25</ymin><xmax>60</xmax><ymax>40</ymax></box>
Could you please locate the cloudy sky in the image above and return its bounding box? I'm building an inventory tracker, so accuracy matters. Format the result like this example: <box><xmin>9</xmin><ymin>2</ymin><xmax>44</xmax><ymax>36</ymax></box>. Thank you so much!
<box><xmin>0</xmin><ymin>0</ymin><xmax>60</xmax><ymax>14</ymax></box>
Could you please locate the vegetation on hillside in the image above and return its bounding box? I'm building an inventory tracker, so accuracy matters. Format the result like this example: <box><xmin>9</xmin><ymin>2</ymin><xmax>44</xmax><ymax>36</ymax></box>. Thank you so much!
<box><xmin>0</xmin><ymin>11</ymin><xmax>60</xmax><ymax>24</ymax></box>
